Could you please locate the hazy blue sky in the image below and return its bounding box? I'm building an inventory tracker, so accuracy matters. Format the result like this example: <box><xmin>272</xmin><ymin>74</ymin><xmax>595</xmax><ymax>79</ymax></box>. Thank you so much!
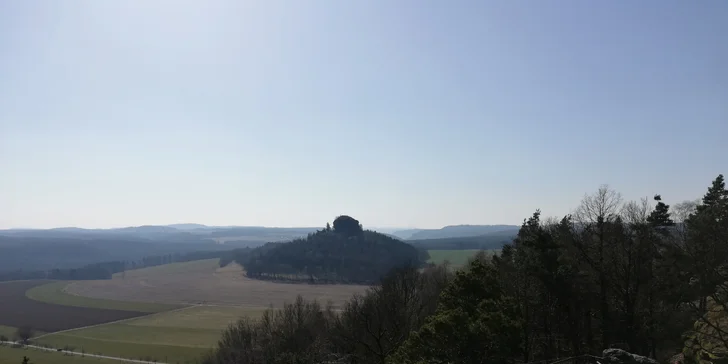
<box><xmin>1</xmin><ymin>1</ymin><xmax>726</xmax><ymax>229</ymax></box>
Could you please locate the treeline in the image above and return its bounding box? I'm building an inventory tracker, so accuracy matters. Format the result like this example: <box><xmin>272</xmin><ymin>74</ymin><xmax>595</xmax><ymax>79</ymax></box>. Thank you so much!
<box><xmin>202</xmin><ymin>174</ymin><xmax>727</xmax><ymax>364</ymax></box>
<box><xmin>408</xmin><ymin>230</ymin><xmax>517</xmax><ymax>250</ymax></box>
<box><xmin>230</xmin><ymin>216</ymin><xmax>426</xmax><ymax>284</ymax></box>
<box><xmin>200</xmin><ymin>264</ymin><xmax>452</xmax><ymax>364</ymax></box>
<box><xmin>0</xmin><ymin>250</ymin><xmax>228</xmax><ymax>282</ymax></box>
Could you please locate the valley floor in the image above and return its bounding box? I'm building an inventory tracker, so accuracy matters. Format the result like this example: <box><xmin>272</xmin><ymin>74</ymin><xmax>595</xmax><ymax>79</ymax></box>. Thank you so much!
<box><xmin>0</xmin><ymin>258</ymin><xmax>369</xmax><ymax>363</ymax></box>
<box><xmin>65</xmin><ymin>259</ymin><xmax>369</xmax><ymax>308</ymax></box>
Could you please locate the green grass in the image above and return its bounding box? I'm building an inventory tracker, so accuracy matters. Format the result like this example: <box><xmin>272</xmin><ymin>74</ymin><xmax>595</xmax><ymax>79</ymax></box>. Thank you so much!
<box><xmin>0</xmin><ymin>345</ymin><xmax>120</xmax><ymax>364</ymax></box>
<box><xmin>26</xmin><ymin>281</ymin><xmax>182</xmax><ymax>313</ymax></box>
<box><xmin>34</xmin><ymin>305</ymin><xmax>266</xmax><ymax>363</ymax></box>
<box><xmin>427</xmin><ymin>249</ymin><xmax>500</xmax><ymax>268</ymax></box>
<box><xmin>127</xmin><ymin>305</ymin><xmax>267</xmax><ymax>330</ymax></box>
<box><xmin>0</xmin><ymin>325</ymin><xmax>46</xmax><ymax>341</ymax></box>
<box><xmin>33</xmin><ymin>335</ymin><xmax>208</xmax><ymax>364</ymax></box>
<box><xmin>0</xmin><ymin>325</ymin><xmax>16</xmax><ymax>340</ymax></box>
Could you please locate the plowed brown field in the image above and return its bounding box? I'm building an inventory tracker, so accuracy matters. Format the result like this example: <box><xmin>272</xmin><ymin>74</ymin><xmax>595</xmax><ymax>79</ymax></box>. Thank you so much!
<box><xmin>67</xmin><ymin>259</ymin><xmax>368</xmax><ymax>308</ymax></box>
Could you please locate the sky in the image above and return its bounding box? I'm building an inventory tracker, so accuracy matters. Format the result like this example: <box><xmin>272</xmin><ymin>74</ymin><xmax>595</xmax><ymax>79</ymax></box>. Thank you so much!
<box><xmin>0</xmin><ymin>1</ymin><xmax>726</xmax><ymax>230</ymax></box>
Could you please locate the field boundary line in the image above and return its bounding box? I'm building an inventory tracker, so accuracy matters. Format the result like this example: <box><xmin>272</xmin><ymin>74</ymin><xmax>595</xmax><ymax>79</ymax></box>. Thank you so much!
<box><xmin>0</xmin><ymin>341</ymin><xmax>166</xmax><ymax>364</ymax></box>
<box><xmin>33</xmin><ymin>304</ymin><xmax>197</xmax><ymax>340</ymax></box>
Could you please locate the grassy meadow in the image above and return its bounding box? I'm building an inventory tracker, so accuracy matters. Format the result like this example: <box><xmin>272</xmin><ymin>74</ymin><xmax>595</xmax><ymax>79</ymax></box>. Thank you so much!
<box><xmin>34</xmin><ymin>305</ymin><xmax>267</xmax><ymax>364</ymax></box>
<box><xmin>0</xmin><ymin>325</ymin><xmax>17</xmax><ymax>339</ymax></box>
<box><xmin>0</xmin><ymin>345</ymin><xmax>119</xmax><ymax>364</ymax></box>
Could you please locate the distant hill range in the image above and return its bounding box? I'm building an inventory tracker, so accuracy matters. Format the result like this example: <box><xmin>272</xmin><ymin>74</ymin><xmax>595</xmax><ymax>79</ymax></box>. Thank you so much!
<box><xmin>391</xmin><ymin>224</ymin><xmax>519</xmax><ymax>240</ymax></box>
<box><xmin>0</xmin><ymin>224</ymin><xmax>318</xmax><ymax>272</ymax></box>
<box><xmin>0</xmin><ymin>222</ymin><xmax>519</xmax><ymax>274</ymax></box>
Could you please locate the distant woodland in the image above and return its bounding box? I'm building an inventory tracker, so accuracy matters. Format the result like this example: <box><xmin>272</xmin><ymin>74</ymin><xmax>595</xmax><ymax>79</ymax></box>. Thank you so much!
<box><xmin>0</xmin><ymin>250</ymin><xmax>226</xmax><ymax>282</ymax></box>
<box><xmin>408</xmin><ymin>229</ymin><xmax>516</xmax><ymax>250</ymax></box>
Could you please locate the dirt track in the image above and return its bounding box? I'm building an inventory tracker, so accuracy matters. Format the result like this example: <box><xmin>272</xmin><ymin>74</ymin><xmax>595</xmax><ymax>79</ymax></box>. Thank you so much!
<box><xmin>67</xmin><ymin>261</ymin><xmax>369</xmax><ymax>308</ymax></box>
<box><xmin>0</xmin><ymin>280</ymin><xmax>147</xmax><ymax>332</ymax></box>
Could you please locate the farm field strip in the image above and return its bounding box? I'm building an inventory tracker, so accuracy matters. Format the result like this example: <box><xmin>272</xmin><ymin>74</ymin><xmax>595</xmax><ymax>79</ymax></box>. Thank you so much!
<box><xmin>0</xmin><ymin>325</ymin><xmax>20</xmax><ymax>339</ymax></box>
<box><xmin>111</xmin><ymin>259</ymin><xmax>222</xmax><ymax>279</ymax></box>
<box><xmin>0</xmin><ymin>280</ymin><xmax>149</xmax><ymax>333</ymax></box>
<box><xmin>34</xmin><ymin>305</ymin><xmax>265</xmax><ymax>363</ymax></box>
<box><xmin>0</xmin><ymin>342</ymin><xmax>159</xmax><ymax>364</ymax></box>
<box><xmin>0</xmin><ymin>325</ymin><xmax>46</xmax><ymax>339</ymax></box>
<box><xmin>67</xmin><ymin>259</ymin><xmax>368</xmax><ymax>307</ymax></box>
<box><xmin>22</xmin><ymin>258</ymin><xmax>364</xmax><ymax>363</ymax></box>
<box><xmin>26</xmin><ymin>281</ymin><xmax>182</xmax><ymax>313</ymax></box>
<box><xmin>40</xmin><ymin>325</ymin><xmax>221</xmax><ymax>348</ymax></box>
<box><xmin>33</xmin><ymin>305</ymin><xmax>197</xmax><ymax>340</ymax></box>
<box><xmin>34</xmin><ymin>335</ymin><xmax>208</xmax><ymax>364</ymax></box>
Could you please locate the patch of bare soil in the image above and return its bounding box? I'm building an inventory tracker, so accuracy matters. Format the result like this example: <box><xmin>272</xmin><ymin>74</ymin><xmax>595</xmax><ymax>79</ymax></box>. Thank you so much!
<box><xmin>66</xmin><ymin>261</ymin><xmax>369</xmax><ymax>308</ymax></box>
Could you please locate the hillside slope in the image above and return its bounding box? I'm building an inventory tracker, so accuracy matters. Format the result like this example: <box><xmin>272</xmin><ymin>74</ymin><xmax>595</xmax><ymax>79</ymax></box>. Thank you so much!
<box><xmin>240</xmin><ymin>216</ymin><xmax>426</xmax><ymax>284</ymax></box>
<box><xmin>403</xmin><ymin>224</ymin><xmax>519</xmax><ymax>240</ymax></box>
<box><xmin>409</xmin><ymin>229</ymin><xmax>517</xmax><ymax>250</ymax></box>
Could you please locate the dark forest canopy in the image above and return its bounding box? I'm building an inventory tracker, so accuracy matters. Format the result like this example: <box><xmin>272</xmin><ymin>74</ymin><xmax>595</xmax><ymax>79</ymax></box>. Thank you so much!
<box><xmin>232</xmin><ymin>217</ymin><xmax>426</xmax><ymax>284</ymax></box>
<box><xmin>203</xmin><ymin>174</ymin><xmax>728</xmax><ymax>364</ymax></box>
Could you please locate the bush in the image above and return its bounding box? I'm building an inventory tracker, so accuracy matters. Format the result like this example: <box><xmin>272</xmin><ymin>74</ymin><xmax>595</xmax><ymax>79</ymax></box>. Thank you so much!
<box><xmin>16</xmin><ymin>327</ymin><xmax>34</xmax><ymax>345</ymax></box>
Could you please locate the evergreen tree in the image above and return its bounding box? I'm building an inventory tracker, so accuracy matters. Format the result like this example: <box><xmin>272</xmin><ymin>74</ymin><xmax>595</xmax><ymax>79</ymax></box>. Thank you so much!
<box><xmin>392</xmin><ymin>259</ymin><xmax>522</xmax><ymax>364</ymax></box>
<box><xmin>647</xmin><ymin>195</ymin><xmax>675</xmax><ymax>228</ymax></box>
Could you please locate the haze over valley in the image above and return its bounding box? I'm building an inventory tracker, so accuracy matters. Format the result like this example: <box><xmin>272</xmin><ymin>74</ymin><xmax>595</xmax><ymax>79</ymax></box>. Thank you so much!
<box><xmin>1</xmin><ymin>1</ymin><xmax>726</xmax><ymax>364</ymax></box>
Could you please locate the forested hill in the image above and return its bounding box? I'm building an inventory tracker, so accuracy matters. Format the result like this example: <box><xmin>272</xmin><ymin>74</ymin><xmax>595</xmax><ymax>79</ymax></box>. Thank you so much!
<box><xmin>238</xmin><ymin>216</ymin><xmax>426</xmax><ymax>284</ymax></box>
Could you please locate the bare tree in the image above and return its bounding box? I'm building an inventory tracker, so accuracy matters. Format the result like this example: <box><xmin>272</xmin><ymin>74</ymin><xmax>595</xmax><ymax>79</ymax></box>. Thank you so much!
<box><xmin>333</xmin><ymin>266</ymin><xmax>451</xmax><ymax>364</ymax></box>
<box><xmin>673</xmin><ymin>199</ymin><xmax>700</xmax><ymax>223</ymax></box>
<box><xmin>672</xmin><ymin>199</ymin><xmax>700</xmax><ymax>240</ymax></box>
<box><xmin>621</xmin><ymin>197</ymin><xmax>652</xmax><ymax>225</ymax></box>
<box><xmin>573</xmin><ymin>185</ymin><xmax>623</xmax><ymax>348</ymax></box>
<box><xmin>575</xmin><ymin>184</ymin><xmax>623</xmax><ymax>225</ymax></box>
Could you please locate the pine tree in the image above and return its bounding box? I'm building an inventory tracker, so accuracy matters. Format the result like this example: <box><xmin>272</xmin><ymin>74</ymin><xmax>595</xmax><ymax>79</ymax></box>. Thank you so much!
<box><xmin>684</xmin><ymin>175</ymin><xmax>728</xmax><ymax>313</ymax></box>
<box><xmin>698</xmin><ymin>174</ymin><xmax>726</xmax><ymax>209</ymax></box>
<box><xmin>647</xmin><ymin>195</ymin><xmax>675</xmax><ymax>229</ymax></box>
<box><xmin>392</xmin><ymin>259</ymin><xmax>522</xmax><ymax>364</ymax></box>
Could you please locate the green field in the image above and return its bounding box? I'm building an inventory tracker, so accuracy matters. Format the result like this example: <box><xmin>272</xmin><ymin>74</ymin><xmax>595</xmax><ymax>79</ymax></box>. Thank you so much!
<box><xmin>0</xmin><ymin>345</ymin><xmax>118</xmax><ymax>364</ymax></box>
<box><xmin>0</xmin><ymin>325</ymin><xmax>47</xmax><ymax>341</ymax></box>
<box><xmin>0</xmin><ymin>325</ymin><xmax>17</xmax><ymax>339</ymax></box>
<box><xmin>35</xmin><ymin>305</ymin><xmax>267</xmax><ymax>364</ymax></box>
<box><xmin>26</xmin><ymin>281</ymin><xmax>181</xmax><ymax>313</ymax></box>
<box><xmin>427</xmin><ymin>249</ymin><xmax>500</xmax><ymax>268</ymax></box>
